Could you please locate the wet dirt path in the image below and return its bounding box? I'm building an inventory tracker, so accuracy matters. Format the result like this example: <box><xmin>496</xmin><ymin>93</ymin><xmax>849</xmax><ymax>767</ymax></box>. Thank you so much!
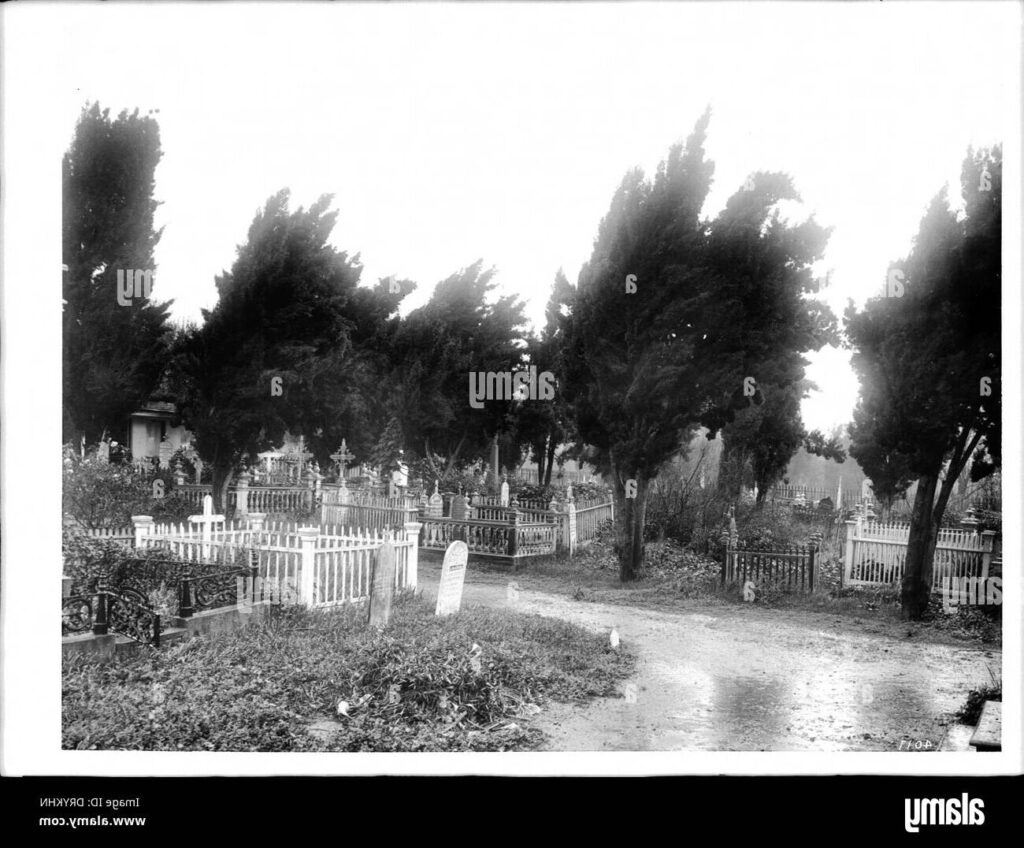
<box><xmin>417</xmin><ymin>562</ymin><xmax>1000</xmax><ymax>752</ymax></box>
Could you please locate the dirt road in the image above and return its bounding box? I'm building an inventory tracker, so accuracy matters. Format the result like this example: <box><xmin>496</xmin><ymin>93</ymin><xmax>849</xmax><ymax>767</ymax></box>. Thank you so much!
<box><xmin>417</xmin><ymin>563</ymin><xmax>1000</xmax><ymax>751</ymax></box>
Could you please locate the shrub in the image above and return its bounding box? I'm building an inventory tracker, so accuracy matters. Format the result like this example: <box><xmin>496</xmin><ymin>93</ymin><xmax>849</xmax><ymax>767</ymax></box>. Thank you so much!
<box><xmin>62</xmin><ymin>528</ymin><xmax>248</xmax><ymax>599</ymax></box>
<box><xmin>955</xmin><ymin>678</ymin><xmax>1001</xmax><ymax>726</ymax></box>
<box><xmin>63</xmin><ymin>444</ymin><xmax>193</xmax><ymax>529</ymax></box>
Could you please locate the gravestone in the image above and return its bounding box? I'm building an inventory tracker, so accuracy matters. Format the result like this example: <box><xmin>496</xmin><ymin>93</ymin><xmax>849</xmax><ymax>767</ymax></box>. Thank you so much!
<box><xmin>499</xmin><ymin>480</ymin><xmax>510</xmax><ymax>507</ymax></box>
<box><xmin>861</xmin><ymin>477</ymin><xmax>872</xmax><ymax>503</ymax></box>
<box><xmin>194</xmin><ymin>457</ymin><xmax>204</xmax><ymax>484</ymax></box>
<box><xmin>368</xmin><ymin>540</ymin><xmax>397</xmax><ymax>628</ymax></box>
<box><xmin>451</xmin><ymin>491</ymin><xmax>468</xmax><ymax>521</ymax></box>
<box><xmin>427</xmin><ymin>480</ymin><xmax>443</xmax><ymax>518</ymax></box>
<box><xmin>188</xmin><ymin>494</ymin><xmax>225</xmax><ymax>560</ymax></box>
<box><xmin>158</xmin><ymin>439</ymin><xmax>172</xmax><ymax>469</ymax></box>
<box><xmin>435</xmin><ymin>541</ymin><xmax>469</xmax><ymax>616</ymax></box>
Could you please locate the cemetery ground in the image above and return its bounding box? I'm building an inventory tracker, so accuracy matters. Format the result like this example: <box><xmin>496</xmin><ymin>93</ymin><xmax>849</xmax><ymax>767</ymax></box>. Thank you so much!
<box><xmin>413</xmin><ymin>538</ymin><xmax>1001</xmax><ymax>752</ymax></box>
<box><xmin>62</xmin><ymin>590</ymin><xmax>636</xmax><ymax>752</ymax></box>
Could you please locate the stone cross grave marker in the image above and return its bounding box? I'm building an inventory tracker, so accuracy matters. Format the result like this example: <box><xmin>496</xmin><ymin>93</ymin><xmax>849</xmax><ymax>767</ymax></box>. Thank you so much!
<box><xmin>428</xmin><ymin>480</ymin><xmax>443</xmax><ymax>518</ymax></box>
<box><xmin>435</xmin><ymin>541</ymin><xmax>469</xmax><ymax>616</ymax></box>
<box><xmin>499</xmin><ymin>479</ymin><xmax>510</xmax><ymax>507</ymax></box>
<box><xmin>368</xmin><ymin>540</ymin><xmax>397</xmax><ymax>628</ymax></box>
<box><xmin>330</xmin><ymin>439</ymin><xmax>355</xmax><ymax>480</ymax></box>
<box><xmin>189</xmin><ymin>494</ymin><xmax>224</xmax><ymax>559</ymax></box>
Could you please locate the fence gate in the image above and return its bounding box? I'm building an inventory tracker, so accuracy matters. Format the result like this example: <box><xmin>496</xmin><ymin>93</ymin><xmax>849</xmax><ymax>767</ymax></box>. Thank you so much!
<box><xmin>723</xmin><ymin>544</ymin><xmax>817</xmax><ymax>594</ymax></box>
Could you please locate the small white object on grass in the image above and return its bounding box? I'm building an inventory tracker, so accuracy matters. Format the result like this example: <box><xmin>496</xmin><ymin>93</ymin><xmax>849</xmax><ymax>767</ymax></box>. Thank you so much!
<box><xmin>336</xmin><ymin>700</ymin><xmax>350</xmax><ymax>717</ymax></box>
<box><xmin>610</xmin><ymin>627</ymin><xmax>620</xmax><ymax>649</ymax></box>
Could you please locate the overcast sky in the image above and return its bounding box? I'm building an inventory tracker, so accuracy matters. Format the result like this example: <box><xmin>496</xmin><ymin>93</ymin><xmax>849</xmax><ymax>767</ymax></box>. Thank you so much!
<box><xmin>46</xmin><ymin>1</ymin><xmax>1017</xmax><ymax>432</ymax></box>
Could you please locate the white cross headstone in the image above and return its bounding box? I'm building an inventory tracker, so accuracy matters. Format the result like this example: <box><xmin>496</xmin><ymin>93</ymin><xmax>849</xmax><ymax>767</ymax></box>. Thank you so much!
<box><xmin>427</xmin><ymin>479</ymin><xmax>443</xmax><ymax>518</ymax></box>
<box><xmin>189</xmin><ymin>494</ymin><xmax>225</xmax><ymax>559</ymax></box>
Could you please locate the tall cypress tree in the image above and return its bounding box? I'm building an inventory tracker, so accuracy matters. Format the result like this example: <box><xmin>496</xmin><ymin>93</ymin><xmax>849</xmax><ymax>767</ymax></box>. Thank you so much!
<box><xmin>846</xmin><ymin>147</ymin><xmax>1001</xmax><ymax>618</ymax></box>
<box><xmin>63</xmin><ymin>103</ymin><xmax>172</xmax><ymax>446</ymax></box>
<box><xmin>562</xmin><ymin>110</ymin><xmax>835</xmax><ymax>580</ymax></box>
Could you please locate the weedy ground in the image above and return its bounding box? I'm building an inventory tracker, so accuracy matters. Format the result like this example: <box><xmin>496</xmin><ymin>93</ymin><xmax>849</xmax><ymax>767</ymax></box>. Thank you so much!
<box><xmin>62</xmin><ymin>592</ymin><xmax>635</xmax><ymax>752</ymax></box>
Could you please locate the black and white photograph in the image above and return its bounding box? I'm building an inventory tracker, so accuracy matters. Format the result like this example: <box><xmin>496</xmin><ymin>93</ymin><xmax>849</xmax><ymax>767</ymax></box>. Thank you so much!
<box><xmin>1</xmin><ymin>0</ymin><xmax>1021</xmax><ymax>823</ymax></box>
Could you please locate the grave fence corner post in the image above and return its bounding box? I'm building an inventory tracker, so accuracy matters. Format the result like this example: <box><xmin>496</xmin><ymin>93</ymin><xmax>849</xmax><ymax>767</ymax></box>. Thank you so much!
<box><xmin>298</xmin><ymin>526</ymin><xmax>319</xmax><ymax>606</ymax></box>
<box><xmin>843</xmin><ymin>519</ymin><xmax>858</xmax><ymax>588</ymax></box>
<box><xmin>981</xmin><ymin>529</ymin><xmax>996</xmax><ymax>579</ymax></box>
<box><xmin>404</xmin><ymin>520</ymin><xmax>422</xmax><ymax>590</ymax></box>
<box><xmin>131</xmin><ymin>514</ymin><xmax>154</xmax><ymax>550</ymax></box>
<box><xmin>235</xmin><ymin>471</ymin><xmax>250</xmax><ymax>518</ymax></box>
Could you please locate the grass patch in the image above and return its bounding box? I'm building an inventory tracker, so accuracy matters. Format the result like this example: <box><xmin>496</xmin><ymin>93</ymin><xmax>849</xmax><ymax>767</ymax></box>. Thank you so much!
<box><xmin>63</xmin><ymin>593</ymin><xmax>635</xmax><ymax>752</ymax></box>
<box><xmin>505</xmin><ymin>539</ymin><xmax>1001</xmax><ymax>645</ymax></box>
<box><xmin>955</xmin><ymin>676</ymin><xmax>1002</xmax><ymax>726</ymax></box>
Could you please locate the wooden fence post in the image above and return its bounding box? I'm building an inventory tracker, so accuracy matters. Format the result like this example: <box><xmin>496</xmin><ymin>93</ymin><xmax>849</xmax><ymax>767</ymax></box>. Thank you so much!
<box><xmin>298</xmin><ymin>527</ymin><xmax>319</xmax><ymax>606</ymax></box>
<box><xmin>508</xmin><ymin>503</ymin><xmax>520</xmax><ymax>564</ymax></box>
<box><xmin>843</xmin><ymin>519</ymin><xmax>858</xmax><ymax>587</ymax></box>
<box><xmin>404</xmin><ymin>521</ymin><xmax>422</xmax><ymax>589</ymax></box>
<box><xmin>567</xmin><ymin>500</ymin><xmax>577</xmax><ymax>557</ymax></box>
<box><xmin>981</xmin><ymin>530</ymin><xmax>996</xmax><ymax>580</ymax></box>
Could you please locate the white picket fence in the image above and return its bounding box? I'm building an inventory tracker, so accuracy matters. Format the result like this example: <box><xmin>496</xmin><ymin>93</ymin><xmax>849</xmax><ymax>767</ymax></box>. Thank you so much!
<box><xmin>573</xmin><ymin>499</ymin><xmax>614</xmax><ymax>544</ymax></box>
<box><xmin>843</xmin><ymin>519</ymin><xmax>996</xmax><ymax>589</ymax></box>
<box><xmin>132</xmin><ymin>514</ymin><xmax>420</xmax><ymax>609</ymax></box>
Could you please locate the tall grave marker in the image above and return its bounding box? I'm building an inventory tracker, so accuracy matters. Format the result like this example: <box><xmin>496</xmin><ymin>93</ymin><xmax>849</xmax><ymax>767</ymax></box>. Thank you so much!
<box><xmin>368</xmin><ymin>540</ymin><xmax>398</xmax><ymax>628</ymax></box>
<box><xmin>435</xmin><ymin>541</ymin><xmax>469</xmax><ymax>617</ymax></box>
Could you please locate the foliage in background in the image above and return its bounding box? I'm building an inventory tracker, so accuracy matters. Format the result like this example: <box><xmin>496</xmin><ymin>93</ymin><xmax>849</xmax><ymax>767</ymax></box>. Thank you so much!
<box><xmin>62</xmin><ymin>103</ymin><xmax>173</xmax><ymax>447</ymax></box>
<box><xmin>62</xmin><ymin>445</ymin><xmax>194</xmax><ymax>528</ymax></box>
<box><xmin>169</xmin><ymin>191</ymin><xmax>400</xmax><ymax>513</ymax></box>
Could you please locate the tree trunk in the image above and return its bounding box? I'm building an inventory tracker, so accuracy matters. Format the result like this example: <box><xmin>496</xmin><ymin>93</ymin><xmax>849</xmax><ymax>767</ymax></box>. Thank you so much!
<box><xmin>902</xmin><ymin>428</ymin><xmax>982</xmax><ymax>619</ymax></box>
<box><xmin>901</xmin><ymin>471</ymin><xmax>938</xmax><ymax>619</ymax></box>
<box><xmin>543</xmin><ymin>437</ymin><xmax>557</xmax><ymax>487</ymax></box>
<box><xmin>211</xmin><ymin>464</ymin><xmax>235</xmax><ymax>516</ymax></box>
<box><xmin>613</xmin><ymin>470</ymin><xmax>649</xmax><ymax>582</ymax></box>
<box><xmin>535</xmin><ymin>438</ymin><xmax>548</xmax><ymax>486</ymax></box>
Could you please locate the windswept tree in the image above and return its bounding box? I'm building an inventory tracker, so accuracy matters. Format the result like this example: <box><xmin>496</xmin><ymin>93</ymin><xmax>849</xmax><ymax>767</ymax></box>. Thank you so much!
<box><xmin>845</xmin><ymin>146</ymin><xmax>1001</xmax><ymax>619</ymax></box>
<box><xmin>169</xmin><ymin>190</ymin><xmax>397</xmax><ymax>511</ymax></box>
<box><xmin>63</xmin><ymin>103</ymin><xmax>173</xmax><ymax>446</ymax></box>
<box><xmin>389</xmin><ymin>261</ymin><xmax>529</xmax><ymax>481</ymax></box>
<box><xmin>515</xmin><ymin>269</ymin><xmax>577</xmax><ymax>485</ymax></box>
<box><xmin>720</xmin><ymin>379</ymin><xmax>847</xmax><ymax>503</ymax></box>
<box><xmin>562</xmin><ymin>110</ymin><xmax>835</xmax><ymax>580</ymax></box>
